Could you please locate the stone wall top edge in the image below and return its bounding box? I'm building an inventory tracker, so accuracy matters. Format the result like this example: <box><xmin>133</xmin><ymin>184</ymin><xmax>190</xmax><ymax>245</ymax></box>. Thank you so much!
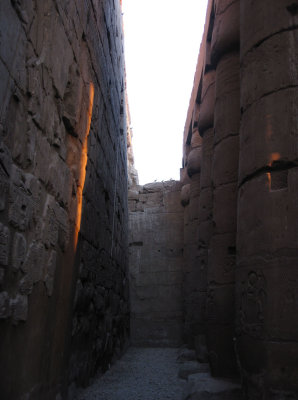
<box><xmin>140</xmin><ymin>180</ymin><xmax>183</xmax><ymax>193</ymax></box>
<box><xmin>182</xmin><ymin>0</ymin><xmax>214</xmax><ymax>148</ymax></box>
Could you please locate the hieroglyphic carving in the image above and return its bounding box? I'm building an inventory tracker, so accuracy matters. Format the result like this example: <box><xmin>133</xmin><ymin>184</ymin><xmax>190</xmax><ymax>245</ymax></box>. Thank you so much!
<box><xmin>237</xmin><ymin>270</ymin><xmax>267</xmax><ymax>339</ymax></box>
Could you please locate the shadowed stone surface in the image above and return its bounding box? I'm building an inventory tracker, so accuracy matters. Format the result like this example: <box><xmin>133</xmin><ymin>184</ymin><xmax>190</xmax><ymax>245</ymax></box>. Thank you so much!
<box><xmin>183</xmin><ymin>373</ymin><xmax>242</xmax><ymax>400</ymax></box>
<box><xmin>181</xmin><ymin>0</ymin><xmax>298</xmax><ymax>397</ymax></box>
<box><xmin>1</xmin><ymin>0</ymin><xmax>298</xmax><ymax>399</ymax></box>
<box><xmin>0</xmin><ymin>1</ymin><xmax>129</xmax><ymax>399</ymax></box>
<box><xmin>182</xmin><ymin>133</ymin><xmax>202</xmax><ymax>345</ymax></box>
<box><xmin>207</xmin><ymin>11</ymin><xmax>240</xmax><ymax>377</ymax></box>
<box><xmin>128</xmin><ymin>181</ymin><xmax>184</xmax><ymax>346</ymax></box>
<box><xmin>178</xmin><ymin>361</ymin><xmax>210</xmax><ymax>380</ymax></box>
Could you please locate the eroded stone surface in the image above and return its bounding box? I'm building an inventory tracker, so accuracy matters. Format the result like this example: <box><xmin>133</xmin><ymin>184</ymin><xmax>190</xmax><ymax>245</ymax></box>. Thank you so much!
<box><xmin>178</xmin><ymin>361</ymin><xmax>210</xmax><ymax>380</ymax></box>
<box><xmin>12</xmin><ymin>233</ymin><xmax>26</xmax><ymax>271</ymax></box>
<box><xmin>181</xmin><ymin>0</ymin><xmax>298</xmax><ymax>396</ymax></box>
<box><xmin>183</xmin><ymin>373</ymin><xmax>242</xmax><ymax>400</ymax></box>
<box><xmin>0</xmin><ymin>1</ymin><xmax>129</xmax><ymax>399</ymax></box>
<box><xmin>128</xmin><ymin>181</ymin><xmax>184</xmax><ymax>347</ymax></box>
<box><xmin>10</xmin><ymin>294</ymin><xmax>28</xmax><ymax>323</ymax></box>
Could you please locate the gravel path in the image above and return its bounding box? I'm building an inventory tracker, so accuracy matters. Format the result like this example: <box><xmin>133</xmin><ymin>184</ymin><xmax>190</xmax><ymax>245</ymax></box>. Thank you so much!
<box><xmin>76</xmin><ymin>347</ymin><xmax>186</xmax><ymax>400</ymax></box>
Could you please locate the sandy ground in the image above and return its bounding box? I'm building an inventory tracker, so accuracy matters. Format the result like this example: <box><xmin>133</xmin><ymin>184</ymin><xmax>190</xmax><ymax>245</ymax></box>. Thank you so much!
<box><xmin>76</xmin><ymin>347</ymin><xmax>186</xmax><ymax>400</ymax></box>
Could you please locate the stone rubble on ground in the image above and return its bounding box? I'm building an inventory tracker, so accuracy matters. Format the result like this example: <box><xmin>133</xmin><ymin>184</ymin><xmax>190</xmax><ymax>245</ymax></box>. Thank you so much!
<box><xmin>76</xmin><ymin>347</ymin><xmax>187</xmax><ymax>400</ymax></box>
<box><xmin>76</xmin><ymin>346</ymin><xmax>242</xmax><ymax>400</ymax></box>
<box><xmin>178</xmin><ymin>360</ymin><xmax>210</xmax><ymax>380</ymax></box>
<box><xmin>183</xmin><ymin>373</ymin><xmax>242</xmax><ymax>400</ymax></box>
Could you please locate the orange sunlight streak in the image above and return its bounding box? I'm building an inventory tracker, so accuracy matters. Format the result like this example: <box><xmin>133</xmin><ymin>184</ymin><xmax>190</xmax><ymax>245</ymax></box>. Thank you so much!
<box><xmin>74</xmin><ymin>82</ymin><xmax>94</xmax><ymax>249</ymax></box>
<box><xmin>267</xmin><ymin>172</ymin><xmax>271</xmax><ymax>189</ymax></box>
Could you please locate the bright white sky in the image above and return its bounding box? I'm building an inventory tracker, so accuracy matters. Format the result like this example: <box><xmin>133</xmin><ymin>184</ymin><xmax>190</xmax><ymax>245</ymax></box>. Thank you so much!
<box><xmin>122</xmin><ymin>0</ymin><xmax>208</xmax><ymax>184</ymax></box>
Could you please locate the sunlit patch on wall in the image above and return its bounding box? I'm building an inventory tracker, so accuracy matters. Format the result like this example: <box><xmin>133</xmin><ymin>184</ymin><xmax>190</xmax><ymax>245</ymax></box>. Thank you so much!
<box><xmin>74</xmin><ymin>82</ymin><xmax>94</xmax><ymax>249</ymax></box>
<box><xmin>269</xmin><ymin>152</ymin><xmax>280</xmax><ymax>166</ymax></box>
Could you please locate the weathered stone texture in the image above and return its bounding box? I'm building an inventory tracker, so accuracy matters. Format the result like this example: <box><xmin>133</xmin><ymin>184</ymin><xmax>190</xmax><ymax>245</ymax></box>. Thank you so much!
<box><xmin>127</xmin><ymin>97</ymin><xmax>139</xmax><ymax>188</ymax></box>
<box><xmin>181</xmin><ymin>0</ymin><xmax>298</xmax><ymax>397</ymax></box>
<box><xmin>198</xmin><ymin>71</ymin><xmax>216</xmax><ymax>134</ymax></box>
<box><xmin>181</xmin><ymin>125</ymin><xmax>204</xmax><ymax>347</ymax></box>
<box><xmin>180</xmin><ymin>0</ymin><xmax>241</xmax><ymax>379</ymax></box>
<box><xmin>188</xmin><ymin>53</ymin><xmax>216</xmax><ymax>356</ymax></box>
<box><xmin>236</xmin><ymin>0</ymin><xmax>298</xmax><ymax>397</ymax></box>
<box><xmin>128</xmin><ymin>181</ymin><xmax>184</xmax><ymax>347</ymax></box>
<box><xmin>207</xmin><ymin>33</ymin><xmax>240</xmax><ymax>377</ymax></box>
<box><xmin>183</xmin><ymin>372</ymin><xmax>242</xmax><ymax>400</ymax></box>
<box><xmin>211</xmin><ymin>0</ymin><xmax>240</xmax><ymax>65</ymax></box>
<box><xmin>240</xmin><ymin>0</ymin><xmax>298</xmax><ymax>60</ymax></box>
<box><xmin>0</xmin><ymin>1</ymin><xmax>128</xmax><ymax>399</ymax></box>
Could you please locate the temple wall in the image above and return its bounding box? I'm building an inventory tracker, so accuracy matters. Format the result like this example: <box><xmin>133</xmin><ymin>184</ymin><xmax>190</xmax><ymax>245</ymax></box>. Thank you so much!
<box><xmin>1</xmin><ymin>0</ymin><xmax>298</xmax><ymax>398</ymax></box>
<box><xmin>0</xmin><ymin>1</ymin><xmax>129</xmax><ymax>399</ymax></box>
<box><xmin>128</xmin><ymin>181</ymin><xmax>184</xmax><ymax>347</ymax></box>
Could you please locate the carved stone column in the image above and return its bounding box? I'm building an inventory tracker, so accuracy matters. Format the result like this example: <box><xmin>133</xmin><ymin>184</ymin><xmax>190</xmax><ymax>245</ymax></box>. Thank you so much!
<box><xmin>237</xmin><ymin>0</ymin><xmax>298</xmax><ymax>397</ymax></box>
<box><xmin>206</xmin><ymin>0</ymin><xmax>240</xmax><ymax>378</ymax></box>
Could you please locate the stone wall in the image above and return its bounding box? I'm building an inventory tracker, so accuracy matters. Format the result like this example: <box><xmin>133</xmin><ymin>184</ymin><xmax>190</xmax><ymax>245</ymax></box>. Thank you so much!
<box><xmin>128</xmin><ymin>181</ymin><xmax>184</xmax><ymax>347</ymax></box>
<box><xmin>237</xmin><ymin>1</ymin><xmax>298</xmax><ymax>397</ymax></box>
<box><xmin>182</xmin><ymin>0</ymin><xmax>298</xmax><ymax>398</ymax></box>
<box><xmin>0</xmin><ymin>1</ymin><xmax>129</xmax><ymax>399</ymax></box>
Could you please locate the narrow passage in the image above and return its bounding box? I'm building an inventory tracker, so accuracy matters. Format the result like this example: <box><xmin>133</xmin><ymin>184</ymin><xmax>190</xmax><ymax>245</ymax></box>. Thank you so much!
<box><xmin>76</xmin><ymin>347</ymin><xmax>186</xmax><ymax>400</ymax></box>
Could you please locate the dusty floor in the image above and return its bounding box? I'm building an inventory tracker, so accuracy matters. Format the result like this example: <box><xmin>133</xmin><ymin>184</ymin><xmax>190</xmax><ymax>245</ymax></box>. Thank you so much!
<box><xmin>76</xmin><ymin>347</ymin><xmax>186</xmax><ymax>400</ymax></box>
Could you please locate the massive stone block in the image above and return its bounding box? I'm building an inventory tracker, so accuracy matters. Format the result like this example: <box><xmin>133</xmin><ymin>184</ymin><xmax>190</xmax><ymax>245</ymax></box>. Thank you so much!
<box><xmin>212</xmin><ymin>136</ymin><xmax>239</xmax><ymax>186</ymax></box>
<box><xmin>239</xmin><ymin>86</ymin><xmax>298</xmax><ymax>184</ymax></box>
<box><xmin>187</xmin><ymin>147</ymin><xmax>202</xmax><ymax>177</ymax></box>
<box><xmin>183</xmin><ymin>162</ymin><xmax>202</xmax><ymax>344</ymax></box>
<box><xmin>181</xmin><ymin>184</ymin><xmax>191</xmax><ymax>207</ymax></box>
<box><xmin>212</xmin><ymin>183</ymin><xmax>237</xmax><ymax>234</ymax></box>
<box><xmin>0</xmin><ymin>1</ymin><xmax>129</xmax><ymax>399</ymax></box>
<box><xmin>241</xmin><ymin>31</ymin><xmax>298</xmax><ymax>113</ymax></box>
<box><xmin>237</xmin><ymin>171</ymin><xmax>298</xmax><ymax>259</ymax></box>
<box><xmin>188</xmin><ymin>126</ymin><xmax>214</xmax><ymax>352</ymax></box>
<box><xmin>240</xmin><ymin>0</ymin><xmax>298</xmax><ymax>58</ymax></box>
<box><xmin>198</xmin><ymin>71</ymin><xmax>216</xmax><ymax>134</ymax></box>
<box><xmin>200</xmin><ymin>128</ymin><xmax>214</xmax><ymax>189</ymax></box>
<box><xmin>236</xmin><ymin>1</ymin><xmax>298</xmax><ymax>396</ymax></box>
<box><xmin>211</xmin><ymin>0</ymin><xmax>240</xmax><ymax>65</ymax></box>
<box><xmin>182</xmin><ymin>0</ymin><xmax>298</xmax><ymax>396</ymax></box>
<box><xmin>208</xmin><ymin>233</ymin><xmax>236</xmax><ymax>285</ymax></box>
<box><xmin>214</xmin><ymin>51</ymin><xmax>240</xmax><ymax>144</ymax></box>
<box><xmin>128</xmin><ymin>181</ymin><xmax>184</xmax><ymax>347</ymax></box>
